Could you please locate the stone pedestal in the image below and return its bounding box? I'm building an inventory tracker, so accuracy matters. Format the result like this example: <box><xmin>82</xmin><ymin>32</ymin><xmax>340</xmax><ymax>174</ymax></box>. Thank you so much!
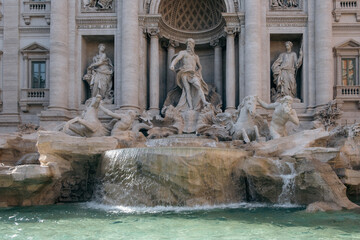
<box><xmin>182</xmin><ymin>110</ymin><xmax>199</xmax><ymax>133</ymax></box>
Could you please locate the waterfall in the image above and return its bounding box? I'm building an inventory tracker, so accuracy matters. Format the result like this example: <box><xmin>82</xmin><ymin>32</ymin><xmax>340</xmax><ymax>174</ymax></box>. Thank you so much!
<box><xmin>273</xmin><ymin>160</ymin><xmax>297</xmax><ymax>205</ymax></box>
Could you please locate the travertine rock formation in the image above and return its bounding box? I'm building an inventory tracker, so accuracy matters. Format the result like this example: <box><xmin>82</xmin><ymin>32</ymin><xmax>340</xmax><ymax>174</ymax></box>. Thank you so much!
<box><xmin>0</xmin><ymin>126</ymin><xmax>359</xmax><ymax>212</ymax></box>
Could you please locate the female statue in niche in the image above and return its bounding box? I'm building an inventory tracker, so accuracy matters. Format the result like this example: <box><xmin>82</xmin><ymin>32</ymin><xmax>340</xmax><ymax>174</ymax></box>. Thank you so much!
<box><xmin>83</xmin><ymin>43</ymin><xmax>114</xmax><ymax>103</ymax></box>
<box><xmin>271</xmin><ymin>41</ymin><xmax>303</xmax><ymax>101</ymax></box>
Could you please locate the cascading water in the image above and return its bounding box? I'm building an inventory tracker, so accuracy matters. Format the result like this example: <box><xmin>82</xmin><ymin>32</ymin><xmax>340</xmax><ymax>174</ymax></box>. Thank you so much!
<box><xmin>93</xmin><ymin>147</ymin><xmax>249</xmax><ymax>207</ymax></box>
<box><xmin>273</xmin><ymin>159</ymin><xmax>298</xmax><ymax>205</ymax></box>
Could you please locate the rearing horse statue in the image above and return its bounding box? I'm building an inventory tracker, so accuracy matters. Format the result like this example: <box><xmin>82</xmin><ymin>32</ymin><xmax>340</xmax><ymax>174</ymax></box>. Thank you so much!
<box><xmin>231</xmin><ymin>95</ymin><xmax>261</xmax><ymax>143</ymax></box>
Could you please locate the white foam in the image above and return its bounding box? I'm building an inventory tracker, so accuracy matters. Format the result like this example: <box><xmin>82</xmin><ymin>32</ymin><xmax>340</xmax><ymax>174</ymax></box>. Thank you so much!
<box><xmin>82</xmin><ymin>202</ymin><xmax>303</xmax><ymax>214</ymax></box>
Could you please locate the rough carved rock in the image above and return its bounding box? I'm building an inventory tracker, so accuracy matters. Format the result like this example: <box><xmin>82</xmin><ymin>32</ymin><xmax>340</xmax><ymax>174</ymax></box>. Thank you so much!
<box><xmin>0</xmin><ymin>127</ymin><xmax>359</xmax><ymax>211</ymax></box>
<box><xmin>313</xmin><ymin>99</ymin><xmax>342</xmax><ymax>130</ymax></box>
<box><xmin>0</xmin><ymin>165</ymin><xmax>55</xmax><ymax>207</ymax></box>
<box><xmin>0</xmin><ymin>132</ymin><xmax>38</xmax><ymax>166</ymax></box>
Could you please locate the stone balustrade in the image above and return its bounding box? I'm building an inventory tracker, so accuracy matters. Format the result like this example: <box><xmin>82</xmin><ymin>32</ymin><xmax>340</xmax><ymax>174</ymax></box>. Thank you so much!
<box><xmin>19</xmin><ymin>88</ymin><xmax>49</xmax><ymax>112</ymax></box>
<box><xmin>335</xmin><ymin>85</ymin><xmax>360</xmax><ymax>99</ymax></box>
<box><xmin>22</xmin><ymin>0</ymin><xmax>51</xmax><ymax>25</ymax></box>
<box><xmin>333</xmin><ymin>0</ymin><xmax>360</xmax><ymax>21</ymax></box>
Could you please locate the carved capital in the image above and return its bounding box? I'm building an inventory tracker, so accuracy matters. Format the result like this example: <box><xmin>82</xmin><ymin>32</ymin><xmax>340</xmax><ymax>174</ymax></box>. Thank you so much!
<box><xmin>210</xmin><ymin>38</ymin><xmax>225</xmax><ymax>48</ymax></box>
<box><xmin>169</xmin><ymin>39</ymin><xmax>179</xmax><ymax>48</ymax></box>
<box><xmin>147</xmin><ymin>27</ymin><xmax>160</xmax><ymax>37</ymax></box>
<box><xmin>161</xmin><ymin>39</ymin><xmax>179</xmax><ymax>49</ymax></box>
<box><xmin>143</xmin><ymin>14</ymin><xmax>161</xmax><ymax>38</ymax></box>
<box><xmin>224</xmin><ymin>26</ymin><xmax>240</xmax><ymax>35</ymax></box>
<box><xmin>222</xmin><ymin>13</ymin><xmax>240</xmax><ymax>36</ymax></box>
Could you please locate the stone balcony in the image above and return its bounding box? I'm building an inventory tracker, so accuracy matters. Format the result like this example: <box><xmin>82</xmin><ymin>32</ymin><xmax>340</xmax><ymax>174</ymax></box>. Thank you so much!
<box><xmin>19</xmin><ymin>88</ymin><xmax>49</xmax><ymax>112</ymax></box>
<box><xmin>334</xmin><ymin>85</ymin><xmax>360</xmax><ymax>108</ymax></box>
<box><xmin>333</xmin><ymin>0</ymin><xmax>360</xmax><ymax>21</ymax></box>
<box><xmin>22</xmin><ymin>0</ymin><xmax>51</xmax><ymax>25</ymax></box>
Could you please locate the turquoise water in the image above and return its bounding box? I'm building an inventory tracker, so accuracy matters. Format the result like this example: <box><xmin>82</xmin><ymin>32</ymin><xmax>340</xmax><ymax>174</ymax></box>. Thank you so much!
<box><xmin>0</xmin><ymin>202</ymin><xmax>360</xmax><ymax>240</ymax></box>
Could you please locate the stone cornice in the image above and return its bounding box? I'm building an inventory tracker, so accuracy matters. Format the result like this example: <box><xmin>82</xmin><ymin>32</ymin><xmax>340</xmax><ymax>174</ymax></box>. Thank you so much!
<box><xmin>19</xmin><ymin>27</ymin><xmax>50</xmax><ymax>34</ymax></box>
<box><xmin>76</xmin><ymin>17</ymin><xmax>117</xmax><ymax>29</ymax></box>
<box><xmin>333</xmin><ymin>23</ymin><xmax>360</xmax><ymax>32</ymax></box>
<box><xmin>266</xmin><ymin>15</ymin><xmax>308</xmax><ymax>27</ymax></box>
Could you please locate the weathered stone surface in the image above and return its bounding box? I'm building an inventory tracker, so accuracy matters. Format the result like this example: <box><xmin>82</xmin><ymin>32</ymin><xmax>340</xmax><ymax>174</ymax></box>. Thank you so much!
<box><xmin>0</xmin><ymin>165</ymin><xmax>55</xmax><ymax>207</ymax></box>
<box><xmin>337</xmin><ymin>169</ymin><xmax>360</xmax><ymax>186</ymax></box>
<box><xmin>254</xmin><ymin>128</ymin><xmax>329</xmax><ymax>157</ymax></box>
<box><xmin>0</xmin><ymin>133</ymin><xmax>38</xmax><ymax>166</ymax></box>
<box><xmin>37</xmin><ymin>131</ymin><xmax>118</xmax><ymax>155</ymax></box>
<box><xmin>16</xmin><ymin>152</ymin><xmax>40</xmax><ymax>165</ymax></box>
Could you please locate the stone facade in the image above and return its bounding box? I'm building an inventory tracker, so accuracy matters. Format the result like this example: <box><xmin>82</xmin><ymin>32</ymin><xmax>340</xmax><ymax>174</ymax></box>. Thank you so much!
<box><xmin>0</xmin><ymin>0</ymin><xmax>359</xmax><ymax>132</ymax></box>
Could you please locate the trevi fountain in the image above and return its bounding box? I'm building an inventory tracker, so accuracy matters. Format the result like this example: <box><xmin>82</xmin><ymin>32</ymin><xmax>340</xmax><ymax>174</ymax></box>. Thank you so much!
<box><xmin>0</xmin><ymin>0</ymin><xmax>360</xmax><ymax>239</ymax></box>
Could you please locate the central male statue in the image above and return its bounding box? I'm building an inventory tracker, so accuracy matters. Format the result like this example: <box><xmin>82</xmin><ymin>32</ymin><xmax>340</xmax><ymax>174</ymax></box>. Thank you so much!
<box><xmin>170</xmin><ymin>38</ymin><xmax>209</xmax><ymax>111</ymax></box>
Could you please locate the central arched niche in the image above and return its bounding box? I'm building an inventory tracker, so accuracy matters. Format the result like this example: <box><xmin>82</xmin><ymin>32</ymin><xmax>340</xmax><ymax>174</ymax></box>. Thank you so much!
<box><xmin>158</xmin><ymin>0</ymin><xmax>227</xmax><ymax>44</ymax></box>
<box><xmin>156</xmin><ymin>0</ymin><xmax>230</xmax><ymax>109</ymax></box>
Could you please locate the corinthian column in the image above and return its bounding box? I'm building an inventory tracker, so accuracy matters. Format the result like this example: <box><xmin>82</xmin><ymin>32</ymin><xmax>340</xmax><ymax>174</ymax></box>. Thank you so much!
<box><xmin>225</xmin><ymin>27</ymin><xmax>237</xmax><ymax>111</ymax></box>
<box><xmin>120</xmin><ymin>0</ymin><xmax>139</xmax><ymax>110</ymax></box>
<box><xmin>315</xmin><ymin>0</ymin><xmax>333</xmax><ymax>106</ymax></box>
<box><xmin>167</xmin><ymin>40</ymin><xmax>179</xmax><ymax>92</ymax></box>
<box><xmin>48</xmin><ymin>0</ymin><xmax>69</xmax><ymax>110</ymax></box>
<box><xmin>244</xmin><ymin>0</ymin><xmax>262</xmax><ymax>96</ymax></box>
<box><xmin>210</xmin><ymin>39</ymin><xmax>223</xmax><ymax>100</ymax></box>
<box><xmin>148</xmin><ymin>28</ymin><xmax>160</xmax><ymax>115</ymax></box>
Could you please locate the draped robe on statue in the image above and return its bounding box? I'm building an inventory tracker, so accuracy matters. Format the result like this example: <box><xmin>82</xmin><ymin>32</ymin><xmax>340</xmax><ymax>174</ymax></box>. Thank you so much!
<box><xmin>172</xmin><ymin>55</ymin><xmax>209</xmax><ymax>112</ymax></box>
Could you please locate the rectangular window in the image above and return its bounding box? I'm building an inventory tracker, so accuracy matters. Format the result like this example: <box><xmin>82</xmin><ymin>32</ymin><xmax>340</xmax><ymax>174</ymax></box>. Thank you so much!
<box><xmin>342</xmin><ymin>58</ymin><xmax>356</xmax><ymax>86</ymax></box>
<box><xmin>31</xmin><ymin>61</ymin><xmax>46</xmax><ymax>88</ymax></box>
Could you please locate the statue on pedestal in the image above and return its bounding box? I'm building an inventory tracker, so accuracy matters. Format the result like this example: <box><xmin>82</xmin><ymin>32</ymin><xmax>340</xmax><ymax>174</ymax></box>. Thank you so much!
<box><xmin>271</xmin><ymin>41</ymin><xmax>303</xmax><ymax>101</ymax></box>
<box><xmin>257</xmin><ymin>95</ymin><xmax>299</xmax><ymax>139</ymax></box>
<box><xmin>83</xmin><ymin>43</ymin><xmax>113</xmax><ymax>103</ymax></box>
<box><xmin>169</xmin><ymin>38</ymin><xmax>210</xmax><ymax>112</ymax></box>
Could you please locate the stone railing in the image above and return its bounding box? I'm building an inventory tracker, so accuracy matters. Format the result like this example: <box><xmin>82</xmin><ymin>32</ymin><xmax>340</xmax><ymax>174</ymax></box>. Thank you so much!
<box><xmin>333</xmin><ymin>0</ymin><xmax>360</xmax><ymax>21</ymax></box>
<box><xmin>22</xmin><ymin>0</ymin><xmax>51</xmax><ymax>25</ymax></box>
<box><xmin>335</xmin><ymin>85</ymin><xmax>360</xmax><ymax>99</ymax></box>
<box><xmin>19</xmin><ymin>88</ymin><xmax>49</xmax><ymax>112</ymax></box>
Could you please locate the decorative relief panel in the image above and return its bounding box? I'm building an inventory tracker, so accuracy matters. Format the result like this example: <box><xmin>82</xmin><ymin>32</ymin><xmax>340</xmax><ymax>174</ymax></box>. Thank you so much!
<box><xmin>269</xmin><ymin>0</ymin><xmax>302</xmax><ymax>10</ymax></box>
<box><xmin>81</xmin><ymin>0</ymin><xmax>115</xmax><ymax>13</ymax></box>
